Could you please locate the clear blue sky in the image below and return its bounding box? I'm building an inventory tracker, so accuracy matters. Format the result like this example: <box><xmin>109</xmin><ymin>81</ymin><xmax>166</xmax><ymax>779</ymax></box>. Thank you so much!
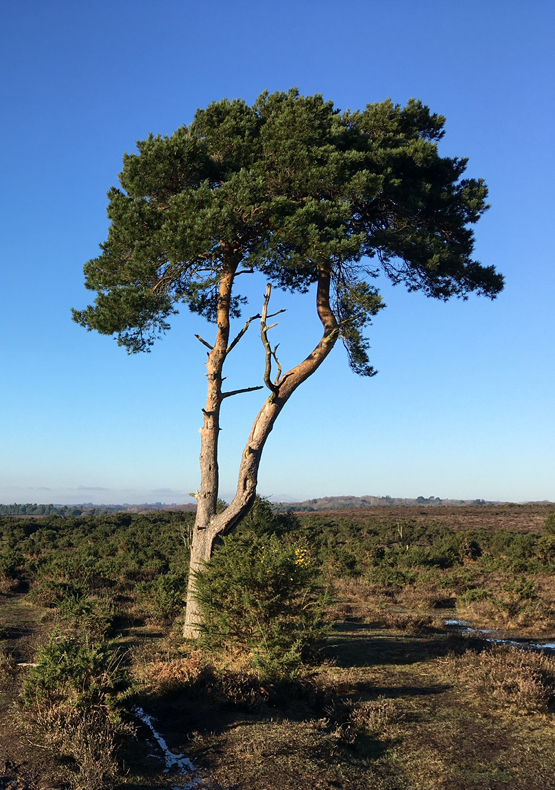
<box><xmin>1</xmin><ymin>0</ymin><xmax>553</xmax><ymax>505</ymax></box>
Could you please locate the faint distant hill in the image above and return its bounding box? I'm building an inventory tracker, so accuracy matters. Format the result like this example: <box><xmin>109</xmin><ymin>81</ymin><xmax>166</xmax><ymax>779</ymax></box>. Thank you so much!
<box><xmin>270</xmin><ymin>495</ymin><xmax>500</xmax><ymax>513</ymax></box>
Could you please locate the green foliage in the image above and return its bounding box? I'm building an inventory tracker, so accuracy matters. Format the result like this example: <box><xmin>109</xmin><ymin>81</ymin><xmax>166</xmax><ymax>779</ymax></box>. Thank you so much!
<box><xmin>194</xmin><ymin>531</ymin><xmax>327</xmax><ymax>680</ymax></box>
<box><xmin>22</xmin><ymin>633</ymin><xmax>130</xmax><ymax>713</ymax></box>
<box><xmin>458</xmin><ymin>587</ymin><xmax>492</xmax><ymax>605</ymax></box>
<box><xmin>73</xmin><ymin>89</ymin><xmax>502</xmax><ymax>373</ymax></box>
<box><xmin>21</xmin><ymin>634</ymin><xmax>134</xmax><ymax>790</ymax></box>
<box><xmin>543</xmin><ymin>512</ymin><xmax>555</xmax><ymax>536</ymax></box>
<box><xmin>57</xmin><ymin>594</ymin><xmax>119</xmax><ymax>638</ymax></box>
<box><xmin>503</xmin><ymin>576</ymin><xmax>537</xmax><ymax>602</ymax></box>
<box><xmin>135</xmin><ymin>571</ymin><xmax>187</xmax><ymax>621</ymax></box>
<box><xmin>367</xmin><ymin>566</ymin><xmax>417</xmax><ymax>588</ymax></box>
<box><xmin>0</xmin><ymin>548</ymin><xmax>23</xmax><ymax>581</ymax></box>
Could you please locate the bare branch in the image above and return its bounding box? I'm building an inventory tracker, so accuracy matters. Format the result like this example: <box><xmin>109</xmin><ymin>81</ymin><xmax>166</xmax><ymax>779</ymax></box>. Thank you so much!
<box><xmin>227</xmin><ymin>313</ymin><xmax>261</xmax><ymax>354</ymax></box>
<box><xmin>261</xmin><ymin>284</ymin><xmax>280</xmax><ymax>397</ymax></box>
<box><xmin>221</xmin><ymin>385</ymin><xmax>264</xmax><ymax>399</ymax></box>
<box><xmin>195</xmin><ymin>334</ymin><xmax>214</xmax><ymax>351</ymax></box>
<box><xmin>272</xmin><ymin>343</ymin><xmax>282</xmax><ymax>385</ymax></box>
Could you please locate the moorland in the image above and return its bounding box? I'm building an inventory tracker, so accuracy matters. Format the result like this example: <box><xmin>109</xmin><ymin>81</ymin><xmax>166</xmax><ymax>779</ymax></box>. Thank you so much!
<box><xmin>2</xmin><ymin>501</ymin><xmax>555</xmax><ymax>789</ymax></box>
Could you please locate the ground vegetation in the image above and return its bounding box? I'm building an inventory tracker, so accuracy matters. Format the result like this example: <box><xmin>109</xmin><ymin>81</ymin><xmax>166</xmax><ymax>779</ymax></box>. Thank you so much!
<box><xmin>2</xmin><ymin>504</ymin><xmax>555</xmax><ymax>787</ymax></box>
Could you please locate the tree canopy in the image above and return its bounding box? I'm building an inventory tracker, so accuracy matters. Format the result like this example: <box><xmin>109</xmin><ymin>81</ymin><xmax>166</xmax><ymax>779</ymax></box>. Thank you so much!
<box><xmin>73</xmin><ymin>88</ymin><xmax>503</xmax><ymax>374</ymax></box>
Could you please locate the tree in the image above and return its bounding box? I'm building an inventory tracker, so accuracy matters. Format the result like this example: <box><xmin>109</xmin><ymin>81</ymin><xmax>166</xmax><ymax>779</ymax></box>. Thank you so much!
<box><xmin>72</xmin><ymin>89</ymin><xmax>503</xmax><ymax>636</ymax></box>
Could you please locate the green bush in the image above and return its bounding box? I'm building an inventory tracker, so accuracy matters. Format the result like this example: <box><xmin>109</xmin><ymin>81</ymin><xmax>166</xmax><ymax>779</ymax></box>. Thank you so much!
<box><xmin>367</xmin><ymin>566</ymin><xmax>417</xmax><ymax>588</ymax></box>
<box><xmin>543</xmin><ymin>512</ymin><xmax>555</xmax><ymax>536</ymax></box>
<box><xmin>503</xmin><ymin>576</ymin><xmax>537</xmax><ymax>602</ymax></box>
<box><xmin>57</xmin><ymin>594</ymin><xmax>119</xmax><ymax>637</ymax></box>
<box><xmin>0</xmin><ymin>548</ymin><xmax>23</xmax><ymax>580</ymax></box>
<box><xmin>21</xmin><ymin>633</ymin><xmax>133</xmax><ymax>790</ymax></box>
<box><xmin>135</xmin><ymin>571</ymin><xmax>187</xmax><ymax>621</ymax></box>
<box><xmin>458</xmin><ymin>587</ymin><xmax>492</xmax><ymax>605</ymax></box>
<box><xmin>194</xmin><ymin>532</ymin><xmax>327</xmax><ymax>680</ymax></box>
<box><xmin>22</xmin><ymin>632</ymin><xmax>130</xmax><ymax>712</ymax></box>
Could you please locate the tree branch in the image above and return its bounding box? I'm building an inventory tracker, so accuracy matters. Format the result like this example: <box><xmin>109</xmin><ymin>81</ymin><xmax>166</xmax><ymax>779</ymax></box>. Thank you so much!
<box><xmin>221</xmin><ymin>385</ymin><xmax>264</xmax><ymax>399</ymax></box>
<box><xmin>272</xmin><ymin>343</ymin><xmax>283</xmax><ymax>385</ymax></box>
<box><xmin>260</xmin><ymin>284</ymin><xmax>281</xmax><ymax>397</ymax></box>
<box><xmin>227</xmin><ymin>313</ymin><xmax>260</xmax><ymax>354</ymax></box>
<box><xmin>195</xmin><ymin>334</ymin><xmax>214</xmax><ymax>351</ymax></box>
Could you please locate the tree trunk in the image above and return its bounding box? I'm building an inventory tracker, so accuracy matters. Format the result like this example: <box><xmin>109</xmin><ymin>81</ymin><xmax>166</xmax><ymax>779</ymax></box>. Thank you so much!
<box><xmin>183</xmin><ymin>268</ymin><xmax>339</xmax><ymax>638</ymax></box>
<box><xmin>183</xmin><ymin>259</ymin><xmax>237</xmax><ymax>636</ymax></box>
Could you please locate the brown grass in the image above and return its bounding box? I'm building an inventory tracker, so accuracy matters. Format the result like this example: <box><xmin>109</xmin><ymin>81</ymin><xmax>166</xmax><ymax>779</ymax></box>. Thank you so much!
<box><xmin>440</xmin><ymin>646</ymin><xmax>555</xmax><ymax>713</ymax></box>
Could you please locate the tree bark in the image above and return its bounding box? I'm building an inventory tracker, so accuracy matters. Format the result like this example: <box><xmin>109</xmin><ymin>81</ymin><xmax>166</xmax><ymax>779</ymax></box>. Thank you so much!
<box><xmin>183</xmin><ymin>259</ymin><xmax>237</xmax><ymax>635</ymax></box>
<box><xmin>183</xmin><ymin>267</ymin><xmax>339</xmax><ymax>637</ymax></box>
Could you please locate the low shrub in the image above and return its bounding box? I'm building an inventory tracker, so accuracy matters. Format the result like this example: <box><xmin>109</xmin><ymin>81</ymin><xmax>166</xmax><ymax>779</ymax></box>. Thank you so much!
<box><xmin>543</xmin><ymin>512</ymin><xmax>555</xmax><ymax>536</ymax></box>
<box><xmin>20</xmin><ymin>633</ymin><xmax>134</xmax><ymax>789</ymax></box>
<box><xmin>22</xmin><ymin>632</ymin><xmax>130</xmax><ymax>711</ymax></box>
<box><xmin>367</xmin><ymin>566</ymin><xmax>417</xmax><ymax>588</ymax></box>
<box><xmin>194</xmin><ymin>532</ymin><xmax>328</xmax><ymax>680</ymax></box>
<box><xmin>0</xmin><ymin>548</ymin><xmax>24</xmax><ymax>590</ymax></box>
<box><xmin>442</xmin><ymin>646</ymin><xmax>555</xmax><ymax>713</ymax></box>
<box><xmin>57</xmin><ymin>594</ymin><xmax>119</xmax><ymax>637</ymax></box>
<box><xmin>29</xmin><ymin>578</ymin><xmax>87</xmax><ymax>607</ymax></box>
<box><xmin>135</xmin><ymin>571</ymin><xmax>187</xmax><ymax>621</ymax></box>
<box><xmin>458</xmin><ymin>587</ymin><xmax>493</xmax><ymax>605</ymax></box>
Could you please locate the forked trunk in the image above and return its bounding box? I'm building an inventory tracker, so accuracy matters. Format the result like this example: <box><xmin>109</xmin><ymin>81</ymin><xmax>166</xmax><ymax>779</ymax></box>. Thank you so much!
<box><xmin>183</xmin><ymin>268</ymin><xmax>339</xmax><ymax>638</ymax></box>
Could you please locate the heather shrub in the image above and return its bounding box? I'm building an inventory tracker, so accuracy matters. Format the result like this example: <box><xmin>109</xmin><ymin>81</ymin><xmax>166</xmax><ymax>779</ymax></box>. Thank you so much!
<box><xmin>443</xmin><ymin>646</ymin><xmax>555</xmax><ymax>713</ymax></box>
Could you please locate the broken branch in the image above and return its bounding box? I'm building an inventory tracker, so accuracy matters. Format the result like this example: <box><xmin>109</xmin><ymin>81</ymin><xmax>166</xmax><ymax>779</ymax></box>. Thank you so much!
<box><xmin>221</xmin><ymin>385</ymin><xmax>264</xmax><ymax>399</ymax></box>
<box><xmin>227</xmin><ymin>313</ymin><xmax>261</xmax><ymax>354</ymax></box>
<box><xmin>195</xmin><ymin>334</ymin><xmax>214</xmax><ymax>351</ymax></box>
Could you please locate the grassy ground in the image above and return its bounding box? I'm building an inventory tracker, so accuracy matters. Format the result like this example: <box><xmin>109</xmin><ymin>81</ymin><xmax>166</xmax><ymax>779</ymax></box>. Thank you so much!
<box><xmin>4</xmin><ymin>594</ymin><xmax>555</xmax><ymax>789</ymax></box>
<box><xmin>2</xmin><ymin>503</ymin><xmax>555</xmax><ymax>789</ymax></box>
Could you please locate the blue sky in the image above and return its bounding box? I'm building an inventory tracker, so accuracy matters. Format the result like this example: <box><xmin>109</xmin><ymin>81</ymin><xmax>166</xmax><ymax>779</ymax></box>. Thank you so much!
<box><xmin>1</xmin><ymin>0</ymin><xmax>553</xmax><ymax>505</ymax></box>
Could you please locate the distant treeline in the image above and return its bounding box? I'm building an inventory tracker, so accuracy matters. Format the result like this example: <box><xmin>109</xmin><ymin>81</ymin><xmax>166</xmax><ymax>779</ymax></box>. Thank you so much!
<box><xmin>0</xmin><ymin>503</ymin><xmax>125</xmax><ymax>517</ymax></box>
<box><xmin>0</xmin><ymin>502</ymin><xmax>195</xmax><ymax>517</ymax></box>
<box><xmin>0</xmin><ymin>504</ymin><xmax>79</xmax><ymax>516</ymax></box>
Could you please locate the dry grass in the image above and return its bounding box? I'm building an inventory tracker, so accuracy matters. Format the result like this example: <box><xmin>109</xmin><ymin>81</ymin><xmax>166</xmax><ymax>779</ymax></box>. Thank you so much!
<box><xmin>440</xmin><ymin>646</ymin><xmax>555</xmax><ymax>713</ymax></box>
<box><xmin>137</xmin><ymin>650</ymin><xmax>207</xmax><ymax>693</ymax></box>
<box><xmin>306</xmin><ymin>503</ymin><xmax>551</xmax><ymax>533</ymax></box>
<box><xmin>18</xmin><ymin>703</ymin><xmax>134</xmax><ymax>790</ymax></box>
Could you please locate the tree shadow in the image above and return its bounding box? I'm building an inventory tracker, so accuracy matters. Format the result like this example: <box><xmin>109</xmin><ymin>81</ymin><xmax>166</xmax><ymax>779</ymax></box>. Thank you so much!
<box><xmin>324</xmin><ymin>621</ymin><xmax>470</xmax><ymax>667</ymax></box>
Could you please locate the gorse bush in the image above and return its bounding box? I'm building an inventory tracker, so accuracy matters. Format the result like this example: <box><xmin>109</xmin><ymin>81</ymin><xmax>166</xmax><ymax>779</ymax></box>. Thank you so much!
<box><xmin>22</xmin><ymin>632</ymin><xmax>130</xmax><ymax>711</ymax></box>
<box><xmin>194</xmin><ymin>530</ymin><xmax>328</xmax><ymax>680</ymax></box>
<box><xmin>135</xmin><ymin>570</ymin><xmax>187</xmax><ymax>621</ymax></box>
<box><xmin>21</xmin><ymin>633</ymin><xmax>134</xmax><ymax>790</ymax></box>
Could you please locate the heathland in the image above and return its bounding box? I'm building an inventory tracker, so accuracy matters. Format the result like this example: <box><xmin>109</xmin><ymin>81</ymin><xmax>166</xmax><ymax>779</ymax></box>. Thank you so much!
<box><xmin>2</xmin><ymin>501</ymin><xmax>555</xmax><ymax>789</ymax></box>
